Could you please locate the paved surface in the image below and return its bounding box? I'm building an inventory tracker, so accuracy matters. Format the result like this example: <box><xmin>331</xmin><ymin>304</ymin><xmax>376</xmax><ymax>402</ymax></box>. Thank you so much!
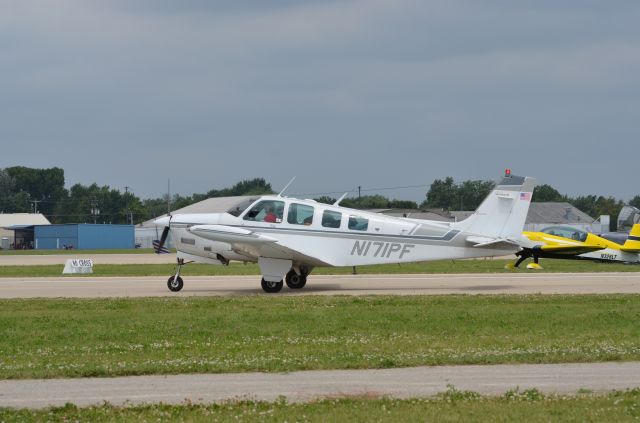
<box><xmin>1</xmin><ymin>362</ymin><xmax>638</xmax><ymax>408</ymax></box>
<box><xmin>0</xmin><ymin>272</ymin><xmax>639</xmax><ymax>298</ymax></box>
<box><xmin>0</xmin><ymin>253</ymin><xmax>515</xmax><ymax>266</ymax></box>
<box><xmin>0</xmin><ymin>253</ymin><xmax>175</xmax><ymax>265</ymax></box>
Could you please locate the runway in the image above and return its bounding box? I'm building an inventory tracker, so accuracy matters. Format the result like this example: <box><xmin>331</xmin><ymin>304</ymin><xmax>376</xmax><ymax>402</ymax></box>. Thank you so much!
<box><xmin>1</xmin><ymin>362</ymin><xmax>639</xmax><ymax>408</ymax></box>
<box><xmin>0</xmin><ymin>272</ymin><xmax>639</xmax><ymax>298</ymax></box>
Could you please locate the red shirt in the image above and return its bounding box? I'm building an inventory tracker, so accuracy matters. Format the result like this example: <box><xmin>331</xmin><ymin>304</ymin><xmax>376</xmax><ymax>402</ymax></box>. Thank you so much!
<box><xmin>264</xmin><ymin>213</ymin><xmax>277</xmax><ymax>223</ymax></box>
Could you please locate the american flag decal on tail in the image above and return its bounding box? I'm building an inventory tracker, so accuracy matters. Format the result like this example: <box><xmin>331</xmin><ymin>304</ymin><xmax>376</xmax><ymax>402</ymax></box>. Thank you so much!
<box><xmin>520</xmin><ymin>192</ymin><xmax>531</xmax><ymax>201</ymax></box>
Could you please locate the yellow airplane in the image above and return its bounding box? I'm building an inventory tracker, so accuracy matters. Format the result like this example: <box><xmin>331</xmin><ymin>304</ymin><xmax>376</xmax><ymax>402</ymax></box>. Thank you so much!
<box><xmin>507</xmin><ymin>224</ymin><xmax>640</xmax><ymax>269</ymax></box>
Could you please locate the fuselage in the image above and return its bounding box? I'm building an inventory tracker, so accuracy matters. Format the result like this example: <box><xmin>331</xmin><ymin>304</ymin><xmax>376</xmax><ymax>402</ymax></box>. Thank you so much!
<box><xmin>522</xmin><ymin>226</ymin><xmax>640</xmax><ymax>263</ymax></box>
<box><xmin>166</xmin><ymin>195</ymin><xmax>516</xmax><ymax>268</ymax></box>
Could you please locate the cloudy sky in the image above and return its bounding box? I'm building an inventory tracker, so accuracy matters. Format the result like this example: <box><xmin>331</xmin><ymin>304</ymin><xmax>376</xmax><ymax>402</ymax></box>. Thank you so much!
<box><xmin>2</xmin><ymin>1</ymin><xmax>639</xmax><ymax>202</ymax></box>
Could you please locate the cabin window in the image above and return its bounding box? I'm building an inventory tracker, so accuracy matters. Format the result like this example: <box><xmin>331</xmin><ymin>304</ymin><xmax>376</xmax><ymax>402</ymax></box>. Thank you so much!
<box><xmin>322</xmin><ymin>210</ymin><xmax>342</xmax><ymax>228</ymax></box>
<box><xmin>348</xmin><ymin>215</ymin><xmax>369</xmax><ymax>231</ymax></box>
<box><xmin>243</xmin><ymin>200</ymin><xmax>284</xmax><ymax>223</ymax></box>
<box><xmin>287</xmin><ymin>203</ymin><xmax>314</xmax><ymax>225</ymax></box>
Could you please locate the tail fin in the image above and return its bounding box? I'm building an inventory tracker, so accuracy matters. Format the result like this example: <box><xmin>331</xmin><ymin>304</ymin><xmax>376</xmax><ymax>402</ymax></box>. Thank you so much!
<box><xmin>621</xmin><ymin>224</ymin><xmax>640</xmax><ymax>253</ymax></box>
<box><xmin>452</xmin><ymin>172</ymin><xmax>536</xmax><ymax>240</ymax></box>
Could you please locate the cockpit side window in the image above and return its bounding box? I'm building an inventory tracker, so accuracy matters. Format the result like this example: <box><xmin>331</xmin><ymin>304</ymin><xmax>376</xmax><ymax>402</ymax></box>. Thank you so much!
<box><xmin>348</xmin><ymin>215</ymin><xmax>369</xmax><ymax>231</ymax></box>
<box><xmin>243</xmin><ymin>200</ymin><xmax>284</xmax><ymax>223</ymax></box>
<box><xmin>227</xmin><ymin>198</ymin><xmax>258</xmax><ymax>217</ymax></box>
<box><xmin>287</xmin><ymin>203</ymin><xmax>314</xmax><ymax>225</ymax></box>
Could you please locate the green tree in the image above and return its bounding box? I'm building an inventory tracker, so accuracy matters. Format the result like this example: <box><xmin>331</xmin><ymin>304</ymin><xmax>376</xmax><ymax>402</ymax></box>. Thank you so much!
<box><xmin>5</xmin><ymin>166</ymin><xmax>66</xmax><ymax>215</ymax></box>
<box><xmin>0</xmin><ymin>169</ymin><xmax>14</xmax><ymax>197</ymax></box>
<box><xmin>422</xmin><ymin>177</ymin><xmax>457</xmax><ymax>209</ymax></box>
<box><xmin>142</xmin><ymin>178</ymin><xmax>276</xmax><ymax>221</ymax></box>
<box><xmin>314</xmin><ymin>196</ymin><xmax>336</xmax><ymax>205</ymax></box>
<box><xmin>207</xmin><ymin>178</ymin><xmax>273</xmax><ymax>197</ymax></box>
<box><xmin>388</xmin><ymin>199</ymin><xmax>419</xmax><ymax>209</ymax></box>
<box><xmin>342</xmin><ymin>195</ymin><xmax>390</xmax><ymax>209</ymax></box>
<box><xmin>570</xmin><ymin>195</ymin><xmax>598</xmax><ymax>218</ymax></box>
<box><xmin>421</xmin><ymin>177</ymin><xmax>494</xmax><ymax>211</ymax></box>
<box><xmin>629</xmin><ymin>195</ymin><xmax>640</xmax><ymax>209</ymax></box>
<box><xmin>1</xmin><ymin>192</ymin><xmax>30</xmax><ymax>213</ymax></box>
<box><xmin>457</xmin><ymin>180</ymin><xmax>495</xmax><ymax>210</ymax></box>
<box><xmin>532</xmin><ymin>184</ymin><xmax>565</xmax><ymax>202</ymax></box>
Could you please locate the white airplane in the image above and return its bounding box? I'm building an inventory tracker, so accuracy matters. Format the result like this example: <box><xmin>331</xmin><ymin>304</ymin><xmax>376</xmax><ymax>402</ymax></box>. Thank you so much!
<box><xmin>154</xmin><ymin>171</ymin><xmax>536</xmax><ymax>293</ymax></box>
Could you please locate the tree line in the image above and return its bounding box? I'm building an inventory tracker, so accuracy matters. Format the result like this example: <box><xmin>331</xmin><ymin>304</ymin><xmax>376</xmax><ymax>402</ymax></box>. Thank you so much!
<box><xmin>0</xmin><ymin>166</ymin><xmax>272</xmax><ymax>225</ymax></box>
<box><xmin>421</xmin><ymin>177</ymin><xmax>640</xmax><ymax>231</ymax></box>
<box><xmin>1</xmin><ymin>167</ymin><xmax>638</xmax><ymax>228</ymax></box>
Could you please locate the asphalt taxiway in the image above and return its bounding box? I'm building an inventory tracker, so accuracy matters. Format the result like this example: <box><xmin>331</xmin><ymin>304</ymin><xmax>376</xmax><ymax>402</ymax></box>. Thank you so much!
<box><xmin>0</xmin><ymin>272</ymin><xmax>639</xmax><ymax>298</ymax></box>
<box><xmin>1</xmin><ymin>362</ymin><xmax>639</xmax><ymax>408</ymax></box>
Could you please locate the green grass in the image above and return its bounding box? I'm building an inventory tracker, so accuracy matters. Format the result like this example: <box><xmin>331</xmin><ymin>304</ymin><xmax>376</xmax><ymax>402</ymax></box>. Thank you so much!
<box><xmin>0</xmin><ymin>248</ymin><xmax>171</xmax><ymax>255</ymax></box>
<box><xmin>2</xmin><ymin>389</ymin><xmax>640</xmax><ymax>422</ymax></box>
<box><xmin>1</xmin><ymin>258</ymin><xmax>638</xmax><ymax>277</ymax></box>
<box><xmin>1</xmin><ymin>295</ymin><xmax>639</xmax><ymax>379</ymax></box>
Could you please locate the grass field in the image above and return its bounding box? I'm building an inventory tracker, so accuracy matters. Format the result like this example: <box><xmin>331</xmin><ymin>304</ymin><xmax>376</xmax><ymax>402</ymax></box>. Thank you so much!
<box><xmin>2</xmin><ymin>389</ymin><xmax>640</xmax><ymax>422</ymax></box>
<box><xmin>1</xmin><ymin>258</ymin><xmax>639</xmax><ymax>277</ymax></box>
<box><xmin>1</xmin><ymin>295</ymin><xmax>639</xmax><ymax>379</ymax></box>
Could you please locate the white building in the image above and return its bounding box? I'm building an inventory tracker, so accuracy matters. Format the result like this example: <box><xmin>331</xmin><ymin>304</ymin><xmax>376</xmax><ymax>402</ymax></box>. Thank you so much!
<box><xmin>0</xmin><ymin>213</ymin><xmax>50</xmax><ymax>249</ymax></box>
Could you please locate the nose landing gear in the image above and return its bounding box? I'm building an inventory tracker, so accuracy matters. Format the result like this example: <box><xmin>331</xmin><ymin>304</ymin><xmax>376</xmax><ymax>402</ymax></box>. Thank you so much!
<box><xmin>168</xmin><ymin>275</ymin><xmax>184</xmax><ymax>292</ymax></box>
<box><xmin>167</xmin><ymin>258</ymin><xmax>188</xmax><ymax>292</ymax></box>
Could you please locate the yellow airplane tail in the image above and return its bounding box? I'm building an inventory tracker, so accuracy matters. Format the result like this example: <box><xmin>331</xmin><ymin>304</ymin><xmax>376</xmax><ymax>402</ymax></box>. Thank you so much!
<box><xmin>621</xmin><ymin>224</ymin><xmax>640</xmax><ymax>253</ymax></box>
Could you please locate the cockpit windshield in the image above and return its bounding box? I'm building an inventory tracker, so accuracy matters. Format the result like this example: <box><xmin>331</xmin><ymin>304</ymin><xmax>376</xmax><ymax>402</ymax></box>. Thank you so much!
<box><xmin>541</xmin><ymin>226</ymin><xmax>588</xmax><ymax>242</ymax></box>
<box><xmin>226</xmin><ymin>198</ymin><xmax>258</xmax><ymax>217</ymax></box>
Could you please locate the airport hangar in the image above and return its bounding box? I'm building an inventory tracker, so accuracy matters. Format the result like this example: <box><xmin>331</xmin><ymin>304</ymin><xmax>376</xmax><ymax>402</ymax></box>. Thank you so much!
<box><xmin>2</xmin><ymin>223</ymin><xmax>134</xmax><ymax>250</ymax></box>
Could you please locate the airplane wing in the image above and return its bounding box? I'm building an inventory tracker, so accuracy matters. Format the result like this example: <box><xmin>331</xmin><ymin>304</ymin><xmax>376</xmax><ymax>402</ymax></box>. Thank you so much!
<box><xmin>187</xmin><ymin>225</ymin><xmax>331</xmax><ymax>266</ymax></box>
<box><xmin>531</xmin><ymin>243</ymin><xmax>605</xmax><ymax>255</ymax></box>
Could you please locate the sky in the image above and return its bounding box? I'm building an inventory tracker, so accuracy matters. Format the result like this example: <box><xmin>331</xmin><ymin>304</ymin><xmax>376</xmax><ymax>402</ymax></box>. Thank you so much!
<box><xmin>1</xmin><ymin>0</ymin><xmax>639</xmax><ymax>202</ymax></box>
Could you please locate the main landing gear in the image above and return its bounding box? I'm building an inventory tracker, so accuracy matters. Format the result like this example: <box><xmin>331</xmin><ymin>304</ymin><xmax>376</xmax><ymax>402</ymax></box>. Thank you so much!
<box><xmin>505</xmin><ymin>250</ymin><xmax>544</xmax><ymax>270</ymax></box>
<box><xmin>165</xmin><ymin>259</ymin><xmax>312</xmax><ymax>293</ymax></box>
<box><xmin>260</xmin><ymin>268</ymin><xmax>310</xmax><ymax>293</ymax></box>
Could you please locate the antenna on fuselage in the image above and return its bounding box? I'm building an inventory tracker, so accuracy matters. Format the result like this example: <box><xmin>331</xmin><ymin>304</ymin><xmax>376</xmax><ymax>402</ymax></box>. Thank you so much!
<box><xmin>278</xmin><ymin>176</ymin><xmax>296</xmax><ymax>197</ymax></box>
<box><xmin>333</xmin><ymin>192</ymin><xmax>348</xmax><ymax>206</ymax></box>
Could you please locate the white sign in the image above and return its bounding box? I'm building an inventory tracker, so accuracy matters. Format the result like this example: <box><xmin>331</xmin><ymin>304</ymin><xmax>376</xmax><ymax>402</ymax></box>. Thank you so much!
<box><xmin>63</xmin><ymin>259</ymin><xmax>94</xmax><ymax>274</ymax></box>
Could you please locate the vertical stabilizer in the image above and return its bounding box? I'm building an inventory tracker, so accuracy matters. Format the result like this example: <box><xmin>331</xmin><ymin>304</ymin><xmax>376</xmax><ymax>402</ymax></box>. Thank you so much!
<box><xmin>452</xmin><ymin>172</ymin><xmax>536</xmax><ymax>240</ymax></box>
<box><xmin>621</xmin><ymin>224</ymin><xmax>640</xmax><ymax>253</ymax></box>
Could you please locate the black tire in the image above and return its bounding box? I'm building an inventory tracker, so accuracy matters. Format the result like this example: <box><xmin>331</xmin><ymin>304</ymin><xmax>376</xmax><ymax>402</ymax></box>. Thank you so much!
<box><xmin>285</xmin><ymin>270</ymin><xmax>307</xmax><ymax>289</ymax></box>
<box><xmin>261</xmin><ymin>278</ymin><xmax>283</xmax><ymax>293</ymax></box>
<box><xmin>167</xmin><ymin>275</ymin><xmax>184</xmax><ymax>292</ymax></box>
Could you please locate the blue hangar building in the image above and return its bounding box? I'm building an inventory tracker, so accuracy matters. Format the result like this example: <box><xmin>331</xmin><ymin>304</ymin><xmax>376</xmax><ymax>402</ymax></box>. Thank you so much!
<box><xmin>33</xmin><ymin>224</ymin><xmax>134</xmax><ymax>250</ymax></box>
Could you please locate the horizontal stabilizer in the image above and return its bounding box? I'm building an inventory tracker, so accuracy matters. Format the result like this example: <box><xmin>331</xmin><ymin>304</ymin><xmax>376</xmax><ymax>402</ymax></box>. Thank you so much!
<box><xmin>466</xmin><ymin>236</ymin><xmax>521</xmax><ymax>250</ymax></box>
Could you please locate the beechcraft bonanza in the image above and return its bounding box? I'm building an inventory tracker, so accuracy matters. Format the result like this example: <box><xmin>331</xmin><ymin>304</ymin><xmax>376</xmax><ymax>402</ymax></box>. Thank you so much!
<box><xmin>154</xmin><ymin>171</ymin><xmax>536</xmax><ymax>293</ymax></box>
<box><xmin>507</xmin><ymin>223</ymin><xmax>640</xmax><ymax>269</ymax></box>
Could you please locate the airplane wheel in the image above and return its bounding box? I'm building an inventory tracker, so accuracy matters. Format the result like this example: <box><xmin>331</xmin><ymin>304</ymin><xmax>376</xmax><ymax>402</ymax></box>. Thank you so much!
<box><xmin>285</xmin><ymin>270</ymin><xmax>307</xmax><ymax>289</ymax></box>
<box><xmin>167</xmin><ymin>275</ymin><xmax>184</xmax><ymax>292</ymax></box>
<box><xmin>261</xmin><ymin>278</ymin><xmax>283</xmax><ymax>293</ymax></box>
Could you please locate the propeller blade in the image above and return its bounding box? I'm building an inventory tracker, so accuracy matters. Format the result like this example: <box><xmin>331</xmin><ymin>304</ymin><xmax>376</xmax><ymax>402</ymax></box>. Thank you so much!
<box><xmin>154</xmin><ymin>225</ymin><xmax>171</xmax><ymax>254</ymax></box>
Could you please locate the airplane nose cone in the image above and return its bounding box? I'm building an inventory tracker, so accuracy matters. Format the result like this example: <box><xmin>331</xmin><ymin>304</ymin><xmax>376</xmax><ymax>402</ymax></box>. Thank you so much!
<box><xmin>154</xmin><ymin>216</ymin><xmax>171</xmax><ymax>227</ymax></box>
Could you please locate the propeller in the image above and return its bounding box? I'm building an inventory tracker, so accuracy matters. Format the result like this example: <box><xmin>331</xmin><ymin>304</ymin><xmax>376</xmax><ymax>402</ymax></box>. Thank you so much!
<box><xmin>153</xmin><ymin>215</ymin><xmax>171</xmax><ymax>254</ymax></box>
